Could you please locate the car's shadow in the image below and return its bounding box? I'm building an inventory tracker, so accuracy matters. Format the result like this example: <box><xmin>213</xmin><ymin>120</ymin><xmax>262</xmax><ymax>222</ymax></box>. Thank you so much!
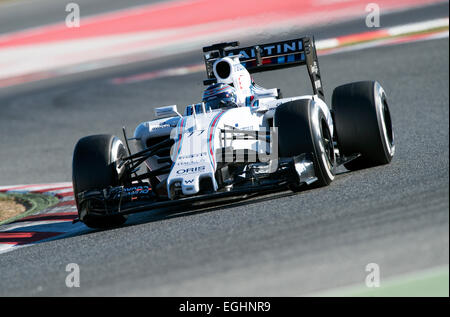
<box><xmin>3</xmin><ymin>168</ymin><xmax>352</xmax><ymax>249</ymax></box>
<box><xmin>122</xmin><ymin>167</ymin><xmax>352</xmax><ymax>227</ymax></box>
<box><xmin>124</xmin><ymin>189</ymin><xmax>297</xmax><ymax>227</ymax></box>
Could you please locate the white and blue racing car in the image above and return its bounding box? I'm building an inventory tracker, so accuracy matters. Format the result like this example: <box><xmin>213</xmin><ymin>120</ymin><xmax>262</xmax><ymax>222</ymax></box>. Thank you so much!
<box><xmin>72</xmin><ymin>37</ymin><xmax>395</xmax><ymax>228</ymax></box>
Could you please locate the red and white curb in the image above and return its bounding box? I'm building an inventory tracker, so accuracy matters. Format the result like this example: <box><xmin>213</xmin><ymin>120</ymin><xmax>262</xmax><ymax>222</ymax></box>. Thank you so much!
<box><xmin>0</xmin><ymin>0</ymin><xmax>444</xmax><ymax>88</ymax></box>
<box><xmin>0</xmin><ymin>183</ymin><xmax>87</xmax><ymax>254</ymax></box>
<box><xmin>110</xmin><ymin>17</ymin><xmax>449</xmax><ymax>85</ymax></box>
<box><xmin>316</xmin><ymin>17</ymin><xmax>449</xmax><ymax>53</ymax></box>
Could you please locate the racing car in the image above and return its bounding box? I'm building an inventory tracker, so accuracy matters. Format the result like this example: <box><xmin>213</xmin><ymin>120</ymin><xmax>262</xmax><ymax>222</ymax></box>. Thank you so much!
<box><xmin>72</xmin><ymin>36</ymin><xmax>395</xmax><ymax>228</ymax></box>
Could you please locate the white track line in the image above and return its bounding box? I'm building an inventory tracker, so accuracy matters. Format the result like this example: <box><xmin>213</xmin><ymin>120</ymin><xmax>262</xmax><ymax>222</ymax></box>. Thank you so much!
<box><xmin>388</xmin><ymin>17</ymin><xmax>449</xmax><ymax>36</ymax></box>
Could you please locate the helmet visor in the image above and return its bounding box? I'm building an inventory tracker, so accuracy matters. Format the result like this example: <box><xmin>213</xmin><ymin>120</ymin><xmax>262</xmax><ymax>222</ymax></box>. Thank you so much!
<box><xmin>204</xmin><ymin>96</ymin><xmax>237</xmax><ymax>110</ymax></box>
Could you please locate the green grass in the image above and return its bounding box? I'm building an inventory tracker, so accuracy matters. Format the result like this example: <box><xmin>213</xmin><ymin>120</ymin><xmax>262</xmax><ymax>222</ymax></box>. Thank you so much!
<box><xmin>314</xmin><ymin>266</ymin><xmax>449</xmax><ymax>297</ymax></box>
<box><xmin>0</xmin><ymin>192</ymin><xmax>59</xmax><ymax>225</ymax></box>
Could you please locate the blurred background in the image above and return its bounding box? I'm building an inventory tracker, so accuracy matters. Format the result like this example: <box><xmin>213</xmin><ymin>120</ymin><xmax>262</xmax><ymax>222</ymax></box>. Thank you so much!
<box><xmin>0</xmin><ymin>0</ymin><xmax>446</xmax><ymax>90</ymax></box>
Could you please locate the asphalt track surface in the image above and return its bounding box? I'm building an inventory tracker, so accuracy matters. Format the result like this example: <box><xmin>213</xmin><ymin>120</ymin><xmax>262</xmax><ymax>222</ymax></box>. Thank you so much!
<box><xmin>0</xmin><ymin>3</ymin><xmax>448</xmax><ymax>296</ymax></box>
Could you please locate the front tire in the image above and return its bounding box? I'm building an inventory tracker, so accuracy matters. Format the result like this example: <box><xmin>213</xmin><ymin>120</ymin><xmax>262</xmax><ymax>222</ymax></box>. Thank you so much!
<box><xmin>275</xmin><ymin>99</ymin><xmax>335</xmax><ymax>189</ymax></box>
<box><xmin>72</xmin><ymin>134</ymin><xmax>128</xmax><ymax>229</ymax></box>
<box><xmin>332</xmin><ymin>81</ymin><xmax>395</xmax><ymax>170</ymax></box>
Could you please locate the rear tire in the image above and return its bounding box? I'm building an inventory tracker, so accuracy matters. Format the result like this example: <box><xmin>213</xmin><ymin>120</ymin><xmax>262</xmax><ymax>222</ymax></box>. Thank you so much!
<box><xmin>332</xmin><ymin>81</ymin><xmax>395</xmax><ymax>170</ymax></box>
<box><xmin>72</xmin><ymin>134</ymin><xmax>128</xmax><ymax>229</ymax></box>
<box><xmin>275</xmin><ymin>99</ymin><xmax>335</xmax><ymax>189</ymax></box>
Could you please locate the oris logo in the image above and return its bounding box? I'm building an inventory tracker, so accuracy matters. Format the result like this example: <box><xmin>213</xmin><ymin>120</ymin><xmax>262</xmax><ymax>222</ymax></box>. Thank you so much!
<box><xmin>176</xmin><ymin>166</ymin><xmax>206</xmax><ymax>175</ymax></box>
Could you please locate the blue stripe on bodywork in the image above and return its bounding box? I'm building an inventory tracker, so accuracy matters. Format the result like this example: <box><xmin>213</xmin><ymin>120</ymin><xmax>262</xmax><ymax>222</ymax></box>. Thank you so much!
<box><xmin>207</xmin><ymin>111</ymin><xmax>227</xmax><ymax>169</ymax></box>
<box><xmin>171</xmin><ymin>117</ymin><xmax>186</xmax><ymax>167</ymax></box>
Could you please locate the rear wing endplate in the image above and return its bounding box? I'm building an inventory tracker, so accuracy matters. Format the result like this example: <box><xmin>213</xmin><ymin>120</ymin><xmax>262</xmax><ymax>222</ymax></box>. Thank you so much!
<box><xmin>203</xmin><ymin>37</ymin><xmax>324</xmax><ymax>100</ymax></box>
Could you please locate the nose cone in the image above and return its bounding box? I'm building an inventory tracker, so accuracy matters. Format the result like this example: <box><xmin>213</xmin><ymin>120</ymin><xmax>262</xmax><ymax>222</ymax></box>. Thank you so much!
<box><xmin>167</xmin><ymin>111</ymin><xmax>226</xmax><ymax>199</ymax></box>
<box><xmin>168</xmin><ymin>165</ymin><xmax>217</xmax><ymax>199</ymax></box>
<box><xmin>179</xmin><ymin>168</ymin><xmax>202</xmax><ymax>195</ymax></box>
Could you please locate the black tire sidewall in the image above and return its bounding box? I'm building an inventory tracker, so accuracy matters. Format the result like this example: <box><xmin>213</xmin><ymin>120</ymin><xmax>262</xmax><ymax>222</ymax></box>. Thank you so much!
<box><xmin>275</xmin><ymin>99</ymin><xmax>334</xmax><ymax>187</ymax></box>
<box><xmin>332</xmin><ymin>81</ymin><xmax>394</xmax><ymax>169</ymax></box>
<box><xmin>72</xmin><ymin>134</ymin><xmax>128</xmax><ymax>228</ymax></box>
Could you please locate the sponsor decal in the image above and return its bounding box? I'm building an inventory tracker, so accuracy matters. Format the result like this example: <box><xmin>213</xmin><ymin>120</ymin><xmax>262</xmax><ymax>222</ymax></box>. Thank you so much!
<box><xmin>176</xmin><ymin>166</ymin><xmax>206</xmax><ymax>175</ymax></box>
<box><xmin>151</xmin><ymin>124</ymin><xmax>172</xmax><ymax>131</ymax></box>
<box><xmin>310</xmin><ymin>61</ymin><xmax>319</xmax><ymax>74</ymax></box>
<box><xmin>119</xmin><ymin>185</ymin><xmax>150</xmax><ymax>197</ymax></box>
<box><xmin>233</xmin><ymin>64</ymin><xmax>246</xmax><ymax>72</ymax></box>
<box><xmin>227</xmin><ymin>40</ymin><xmax>303</xmax><ymax>59</ymax></box>
<box><xmin>176</xmin><ymin>159</ymin><xmax>206</xmax><ymax>166</ymax></box>
<box><xmin>178</xmin><ymin>152</ymin><xmax>208</xmax><ymax>160</ymax></box>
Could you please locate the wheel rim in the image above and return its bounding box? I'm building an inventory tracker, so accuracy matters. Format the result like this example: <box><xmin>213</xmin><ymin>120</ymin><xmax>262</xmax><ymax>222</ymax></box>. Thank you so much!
<box><xmin>111</xmin><ymin>137</ymin><xmax>127</xmax><ymax>181</ymax></box>
<box><xmin>320</xmin><ymin>118</ymin><xmax>335</xmax><ymax>171</ymax></box>
<box><xmin>382</xmin><ymin>98</ymin><xmax>394</xmax><ymax>148</ymax></box>
<box><xmin>375</xmin><ymin>82</ymin><xmax>395</xmax><ymax>157</ymax></box>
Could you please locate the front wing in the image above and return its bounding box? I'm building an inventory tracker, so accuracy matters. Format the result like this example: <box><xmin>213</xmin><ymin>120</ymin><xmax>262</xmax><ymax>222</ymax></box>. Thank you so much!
<box><xmin>74</xmin><ymin>154</ymin><xmax>316</xmax><ymax>221</ymax></box>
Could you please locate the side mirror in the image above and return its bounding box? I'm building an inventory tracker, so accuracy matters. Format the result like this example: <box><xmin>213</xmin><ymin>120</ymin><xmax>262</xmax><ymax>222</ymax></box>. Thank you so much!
<box><xmin>154</xmin><ymin>105</ymin><xmax>181</xmax><ymax>119</ymax></box>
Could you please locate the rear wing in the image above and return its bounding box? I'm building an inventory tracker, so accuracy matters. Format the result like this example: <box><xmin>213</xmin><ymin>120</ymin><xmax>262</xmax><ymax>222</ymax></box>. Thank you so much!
<box><xmin>202</xmin><ymin>37</ymin><xmax>324</xmax><ymax>101</ymax></box>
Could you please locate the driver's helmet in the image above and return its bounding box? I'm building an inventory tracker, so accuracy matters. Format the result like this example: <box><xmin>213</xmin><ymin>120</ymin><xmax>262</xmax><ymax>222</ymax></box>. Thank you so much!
<box><xmin>202</xmin><ymin>83</ymin><xmax>238</xmax><ymax>110</ymax></box>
